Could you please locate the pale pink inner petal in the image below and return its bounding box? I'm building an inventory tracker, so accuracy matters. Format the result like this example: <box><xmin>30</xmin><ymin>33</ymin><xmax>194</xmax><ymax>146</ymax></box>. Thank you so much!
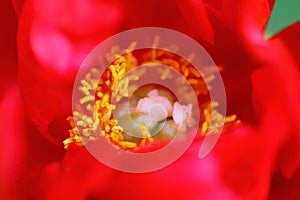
<box><xmin>135</xmin><ymin>89</ymin><xmax>173</xmax><ymax>122</ymax></box>
<box><xmin>172</xmin><ymin>102</ymin><xmax>193</xmax><ymax>130</ymax></box>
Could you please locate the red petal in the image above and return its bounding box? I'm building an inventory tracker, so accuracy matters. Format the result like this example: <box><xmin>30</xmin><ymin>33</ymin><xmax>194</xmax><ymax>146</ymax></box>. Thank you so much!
<box><xmin>0</xmin><ymin>0</ymin><xmax>18</xmax><ymax>90</ymax></box>
<box><xmin>11</xmin><ymin>0</ymin><xmax>25</xmax><ymax>16</ymax></box>
<box><xmin>214</xmin><ymin>125</ymin><xmax>281</xmax><ymax>199</ymax></box>
<box><xmin>0</xmin><ymin>86</ymin><xmax>65</xmax><ymax>199</ymax></box>
<box><xmin>41</xmin><ymin>141</ymin><xmax>242</xmax><ymax>199</ymax></box>
<box><xmin>275</xmin><ymin>22</ymin><xmax>300</xmax><ymax>68</ymax></box>
<box><xmin>41</xmin><ymin>145</ymin><xmax>115</xmax><ymax>200</ymax></box>
<box><xmin>269</xmin><ymin>169</ymin><xmax>300</xmax><ymax>199</ymax></box>
<box><xmin>0</xmin><ymin>87</ymin><xmax>26</xmax><ymax>199</ymax></box>
<box><xmin>178</xmin><ymin>0</ymin><xmax>215</xmax><ymax>45</ymax></box>
<box><xmin>17</xmin><ymin>0</ymin><xmax>123</xmax><ymax>145</ymax></box>
<box><xmin>242</xmin><ymin>0</ymin><xmax>300</xmax><ymax>178</ymax></box>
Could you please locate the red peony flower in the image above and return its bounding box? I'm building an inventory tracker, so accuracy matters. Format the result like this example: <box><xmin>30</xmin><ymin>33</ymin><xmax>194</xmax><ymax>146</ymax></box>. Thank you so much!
<box><xmin>1</xmin><ymin>0</ymin><xmax>300</xmax><ymax>199</ymax></box>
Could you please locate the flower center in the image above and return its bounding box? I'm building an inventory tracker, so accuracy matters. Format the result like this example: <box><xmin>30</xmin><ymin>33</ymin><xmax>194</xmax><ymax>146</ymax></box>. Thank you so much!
<box><xmin>63</xmin><ymin>42</ymin><xmax>241</xmax><ymax>151</ymax></box>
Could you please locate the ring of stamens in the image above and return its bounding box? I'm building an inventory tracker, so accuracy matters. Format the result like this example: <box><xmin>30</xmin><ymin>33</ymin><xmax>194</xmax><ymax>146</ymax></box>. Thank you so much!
<box><xmin>64</xmin><ymin>43</ymin><xmax>240</xmax><ymax>150</ymax></box>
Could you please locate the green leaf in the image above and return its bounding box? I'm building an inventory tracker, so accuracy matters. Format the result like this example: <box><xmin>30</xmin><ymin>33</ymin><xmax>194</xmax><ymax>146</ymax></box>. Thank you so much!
<box><xmin>265</xmin><ymin>0</ymin><xmax>300</xmax><ymax>37</ymax></box>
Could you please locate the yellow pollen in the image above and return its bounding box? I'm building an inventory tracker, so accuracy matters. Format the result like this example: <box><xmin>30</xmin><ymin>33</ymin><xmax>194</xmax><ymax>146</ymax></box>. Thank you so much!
<box><xmin>80</xmin><ymin>95</ymin><xmax>95</xmax><ymax>104</ymax></box>
<box><xmin>200</xmin><ymin>103</ymin><xmax>240</xmax><ymax>136</ymax></box>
